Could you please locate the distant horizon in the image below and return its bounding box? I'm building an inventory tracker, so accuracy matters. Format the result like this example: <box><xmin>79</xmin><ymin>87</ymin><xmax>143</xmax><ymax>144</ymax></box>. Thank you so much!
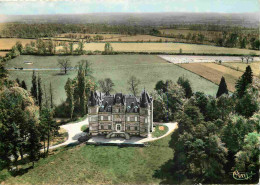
<box><xmin>1</xmin><ymin>11</ymin><xmax>259</xmax><ymax>16</ymax></box>
<box><xmin>0</xmin><ymin>0</ymin><xmax>259</xmax><ymax>15</ymax></box>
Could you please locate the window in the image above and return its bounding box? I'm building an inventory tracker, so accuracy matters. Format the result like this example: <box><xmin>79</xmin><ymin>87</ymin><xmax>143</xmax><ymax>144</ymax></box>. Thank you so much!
<box><xmin>108</xmin><ymin>116</ymin><xmax>111</xmax><ymax>121</ymax></box>
<box><xmin>101</xmin><ymin>116</ymin><xmax>103</xmax><ymax>120</ymax></box>
<box><xmin>89</xmin><ymin>109</ymin><xmax>91</xmax><ymax>113</ymax></box>
<box><xmin>130</xmin><ymin>117</ymin><xmax>135</xmax><ymax>122</ymax></box>
<box><xmin>127</xmin><ymin>117</ymin><xmax>130</xmax><ymax>121</ymax></box>
<box><xmin>116</xmin><ymin>124</ymin><xmax>121</xmax><ymax>131</ymax></box>
<box><xmin>135</xmin><ymin>126</ymin><xmax>138</xmax><ymax>131</ymax></box>
<box><xmin>145</xmin><ymin>118</ymin><xmax>147</xmax><ymax>123</ymax></box>
<box><xmin>127</xmin><ymin>126</ymin><xmax>130</xmax><ymax>130</ymax></box>
<box><xmin>135</xmin><ymin>117</ymin><xmax>138</xmax><ymax>122</ymax></box>
<box><xmin>101</xmin><ymin>125</ymin><xmax>104</xmax><ymax>130</ymax></box>
<box><xmin>108</xmin><ymin>125</ymin><xmax>112</xmax><ymax>130</ymax></box>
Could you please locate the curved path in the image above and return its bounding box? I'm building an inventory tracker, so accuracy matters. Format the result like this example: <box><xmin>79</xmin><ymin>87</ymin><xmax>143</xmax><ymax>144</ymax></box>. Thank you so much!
<box><xmin>87</xmin><ymin>122</ymin><xmax>178</xmax><ymax>145</ymax></box>
<box><xmin>49</xmin><ymin>119</ymin><xmax>178</xmax><ymax>149</ymax></box>
<box><xmin>48</xmin><ymin>118</ymin><xmax>89</xmax><ymax>150</ymax></box>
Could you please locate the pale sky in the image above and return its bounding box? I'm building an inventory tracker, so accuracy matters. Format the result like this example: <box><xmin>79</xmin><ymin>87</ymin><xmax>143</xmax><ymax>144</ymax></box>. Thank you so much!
<box><xmin>0</xmin><ymin>0</ymin><xmax>259</xmax><ymax>15</ymax></box>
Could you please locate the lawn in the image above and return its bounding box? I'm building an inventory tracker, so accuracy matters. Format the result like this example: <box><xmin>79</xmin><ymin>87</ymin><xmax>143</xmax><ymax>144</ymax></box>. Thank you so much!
<box><xmin>152</xmin><ymin>125</ymin><xmax>169</xmax><ymax>138</ymax></box>
<box><xmin>1</xmin><ymin>131</ymin><xmax>175</xmax><ymax>184</ymax></box>
<box><xmin>178</xmin><ymin>63</ymin><xmax>243</xmax><ymax>92</ymax></box>
<box><xmin>223</xmin><ymin>61</ymin><xmax>260</xmax><ymax>77</ymax></box>
<box><xmin>7</xmin><ymin>55</ymin><xmax>218</xmax><ymax>105</ymax></box>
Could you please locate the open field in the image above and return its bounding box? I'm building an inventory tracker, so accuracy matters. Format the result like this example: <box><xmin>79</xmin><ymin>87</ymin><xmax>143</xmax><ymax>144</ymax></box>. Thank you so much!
<box><xmin>223</xmin><ymin>61</ymin><xmax>260</xmax><ymax>77</ymax></box>
<box><xmin>0</xmin><ymin>131</ymin><xmax>178</xmax><ymax>184</ymax></box>
<box><xmin>178</xmin><ymin>63</ymin><xmax>243</xmax><ymax>92</ymax></box>
<box><xmin>159</xmin><ymin>55</ymin><xmax>260</xmax><ymax>63</ymax></box>
<box><xmin>0</xmin><ymin>38</ymin><xmax>36</xmax><ymax>50</ymax></box>
<box><xmin>7</xmin><ymin>55</ymin><xmax>218</xmax><ymax>105</ymax></box>
<box><xmin>62</xmin><ymin>43</ymin><xmax>260</xmax><ymax>55</ymax></box>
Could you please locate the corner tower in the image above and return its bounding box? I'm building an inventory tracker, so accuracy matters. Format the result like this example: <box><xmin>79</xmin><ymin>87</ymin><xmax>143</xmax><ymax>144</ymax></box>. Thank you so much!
<box><xmin>88</xmin><ymin>91</ymin><xmax>100</xmax><ymax>136</ymax></box>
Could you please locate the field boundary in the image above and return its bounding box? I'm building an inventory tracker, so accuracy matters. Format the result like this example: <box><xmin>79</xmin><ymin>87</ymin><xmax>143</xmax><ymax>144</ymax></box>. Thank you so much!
<box><xmin>172</xmin><ymin>62</ymin><xmax>221</xmax><ymax>92</ymax></box>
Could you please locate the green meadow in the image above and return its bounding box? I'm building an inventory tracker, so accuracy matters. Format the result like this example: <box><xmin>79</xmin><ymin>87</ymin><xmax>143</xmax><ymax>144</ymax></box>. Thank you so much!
<box><xmin>7</xmin><ymin>55</ymin><xmax>218</xmax><ymax>105</ymax></box>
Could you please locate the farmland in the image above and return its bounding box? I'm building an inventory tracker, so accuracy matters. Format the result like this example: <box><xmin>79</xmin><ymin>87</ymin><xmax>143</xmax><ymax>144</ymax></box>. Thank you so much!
<box><xmin>178</xmin><ymin>62</ymin><xmax>243</xmax><ymax>92</ymax></box>
<box><xmin>1</xmin><ymin>37</ymin><xmax>260</xmax><ymax>55</ymax></box>
<box><xmin>0</xmin><ymin>38</ymin><xmax>36</xmax><ymax>50</ymax></box>
<box><xmin>56</xmin><ymin>42</ymin><xmax>260</xmax><ymax>55</ymax></box>
<box><xmin>7</xmin><ymin>55</ymin><xmax>218</xmax><ymax>105</ymax></box>
<box><xmin>223</xmin><ymin>61</ymin><xmax>260</xmax><ymax>77</ymax></box>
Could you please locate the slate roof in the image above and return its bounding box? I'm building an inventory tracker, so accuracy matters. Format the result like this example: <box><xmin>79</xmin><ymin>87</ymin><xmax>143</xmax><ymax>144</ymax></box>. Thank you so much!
<box><xmin>89</xmin><ymin>90</ymin><xmax>152</xmax><ymax>113</ymax></box>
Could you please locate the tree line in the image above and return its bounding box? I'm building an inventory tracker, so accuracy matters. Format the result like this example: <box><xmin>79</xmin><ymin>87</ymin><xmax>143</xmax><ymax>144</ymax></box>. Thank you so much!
<box><xmin>153</xmin><ymin>65</ymin><xmax>259</xmax><ymax>183</ymax></box>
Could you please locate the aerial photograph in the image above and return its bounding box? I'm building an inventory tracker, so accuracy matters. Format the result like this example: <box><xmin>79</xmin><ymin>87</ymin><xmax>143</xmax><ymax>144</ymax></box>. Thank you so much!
<box><xmin>0</xmin><ymin>0</ymin><xmax>259</xmax><ymax>184</ymax></box>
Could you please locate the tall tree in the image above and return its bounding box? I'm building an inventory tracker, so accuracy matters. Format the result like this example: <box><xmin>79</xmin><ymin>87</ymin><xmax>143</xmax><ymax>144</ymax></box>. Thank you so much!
<box><xmin>77</xmin><ymin>63</ymin><xmax>86</xmax><ymax>115</ymax></box>
<box><xmin>127</xmin><ymin>76</ymin><xmax>141</xmax><ymax>96</ymax></box>
<box><xmin>69</xmin><ymin>42</ymin><xmax>74</xmax><ymax>54</ymax></box>
<box><xmin>216</xmin><ymin>76</ymin><xmax>228</xmax><ymax>98</ymax></box>
<box><xmin>37</xmin><ymin>73</ymin><xmax>43</xmax><ymax>109</ymax></box>
<box><xmin>235</xmin><ymin>66</ymin><xmax>253</xmax><ymax>98</ymax></box>
<box><xmin>49</xmin><ymin>82</ymin><xmax>54</xmax><ymax>109</ymax></box>
<box><xmin>65</xmin><ymin>78</ymin><xmax>75</xmax><ymax>119</ymax></box>
<box><xmin>21</xmin><ymin>80</ymin><xmax>27</xmax><ymax>90</ymax></box>
<box><xmin>31</xmin><ymin>70</ymin><xmax>38</xmax><ymax>101</ymax></box>
<box><xmin>27</xmin><ymin>119</ymin><xmax>41</xmax><ymax>167</ymax></box>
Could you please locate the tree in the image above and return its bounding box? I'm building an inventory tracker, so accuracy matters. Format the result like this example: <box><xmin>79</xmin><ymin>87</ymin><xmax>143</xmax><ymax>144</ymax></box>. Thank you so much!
<box><xmin>155</xmin><ymin>80</ymin><xmax>167</xmax><ymax>93</ymax></box>
<box><xmin>235</xmin><ymin>66</ymin><xmax>253</xmax><ymax>98</ymax></box>
<box><xmin>69</xmin><ymin>42</ymin><xmax>74</xmax><ymax>54</ymax></box>
<box><xmin>57</xmin><ymin>58</ymin><xmax>72</xmax><ymax>74</ymax></box>
<box><xmin>49</xmin><ymin>82</ymin><xmax>54</xmax><ymax>109</ymax></box>
<box><xmin>240</xmin><ymin>38</ymin><xmax>247</xmax><ymax>49</ymax></box>
<box><xmin>27</xmin><ymin>119</ymin><xmax>41</xmax><ymax>167</ymax></box>
<box><xmin>65</xmin><ymin>78</ymin><xmax>74</xmax><ymax>119</ymax></box>
<box><xmin>15</xmin><ymin>78</ymin><xmax>21</xmax><ymax>86</ymax></box>
<box><xmin>40</xmin><ymin>107</ymin><xmax>57</xmax><ymax>155</ymax></box>
<box><xmin>31</xmin><ymin>70</ymin><xmax>38</xmax><ymax>101</ymax></box>
<box><xmin>104</xmin><ymin>42</ymin><xmax>113</xmax><ymax>54</ymax></box>
<box><xmin>0</xmin><ymin>86</ymin><xmax>40</xmax><ymax>169</ymax></box>
<box><xmin>15</xmin><ymin>41</ymin><xmax>23</xmax><ymax>53</ymax></box>
<box><xmin>177</xmin><ymin>76</ymin><xmax>193</xmax><ymax>98</ymax></box>
<box><xmin>98</xmin><ymin>78</ymin><xmax>114</xmax><ymax>95</ymax></box>
<box><xmin>21</xmin><ymin>80</ymin><xmax>27</xmax><ymax>90</ymax></box>
<box><xmin>234</xmin><ymin>132</ymin><xmax>260</xmax><ymax>173</ymax></box>
<box><xmin>216</xmin><ymin>76</ymin><xmax>228</xmax><ymax>98</ymax></box>
<box><xmin>127</xmin><ymin>76</ymin><xmax>141</xmax><ymax>96</ymax></box>
<box><xmin>37</xmin><ymin>73</ymin><xmax>43</xmax><ymax>109</ymax></box>
<box><xmin>77</xmin><ymin>39</ymin><xmax>84</xmax><ymax>55</ymax></box>
<box><xmin>235</xmin><ymin>86</ymin><xmax>259</xmax><ymax>118</ymax></box>
<box><xmin>77</xmin><ymin>63</ymin><xmax>86</xmax><ymax>115</ymax></box>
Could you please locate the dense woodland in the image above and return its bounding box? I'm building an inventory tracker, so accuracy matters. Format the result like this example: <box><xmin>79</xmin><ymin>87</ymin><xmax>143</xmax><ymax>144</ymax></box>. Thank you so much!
<box><xmin>1</xmin><ymin>23</ymin><xmax>259</xmax><ymax>50</ymax></box>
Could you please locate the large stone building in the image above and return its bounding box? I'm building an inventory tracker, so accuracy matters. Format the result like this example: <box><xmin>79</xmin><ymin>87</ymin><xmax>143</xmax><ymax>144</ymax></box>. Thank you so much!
<box><xmin>88</xmin><ymin>90</ymin><xmax>153</xmax><ymax>139</ymax></box>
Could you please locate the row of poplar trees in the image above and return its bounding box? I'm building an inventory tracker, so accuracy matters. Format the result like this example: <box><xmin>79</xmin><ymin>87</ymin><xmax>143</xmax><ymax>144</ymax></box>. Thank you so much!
<box><xmin>65</xmin><ymin>60</ymin><xmax>96</xmax><ymax>119</ymax></box>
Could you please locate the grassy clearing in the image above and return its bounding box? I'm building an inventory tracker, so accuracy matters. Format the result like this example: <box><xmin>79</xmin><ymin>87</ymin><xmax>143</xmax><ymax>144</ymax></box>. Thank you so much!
<box><xmin>152</xmin><ymin>125</ymin><xmax>169</xmax><ymax>138</ymax></box>
<box><xmin>7</xmin><ymin>55</ymin><xmax>218</xmax><ymax>106</ymax></box>
<box><xmin>223</xmin><ymin>61</ymin><xmax>260</xmax><ymax>77</ymax></box>
<box><xmin>178</xmin><ymin>63</ymin><xmax>243</xmax><ymax>92</ymax></box>
<box><xmin>1</xmin><ymin>131</ymin><xmax>175</xmax><ymax>184</ymax></box>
